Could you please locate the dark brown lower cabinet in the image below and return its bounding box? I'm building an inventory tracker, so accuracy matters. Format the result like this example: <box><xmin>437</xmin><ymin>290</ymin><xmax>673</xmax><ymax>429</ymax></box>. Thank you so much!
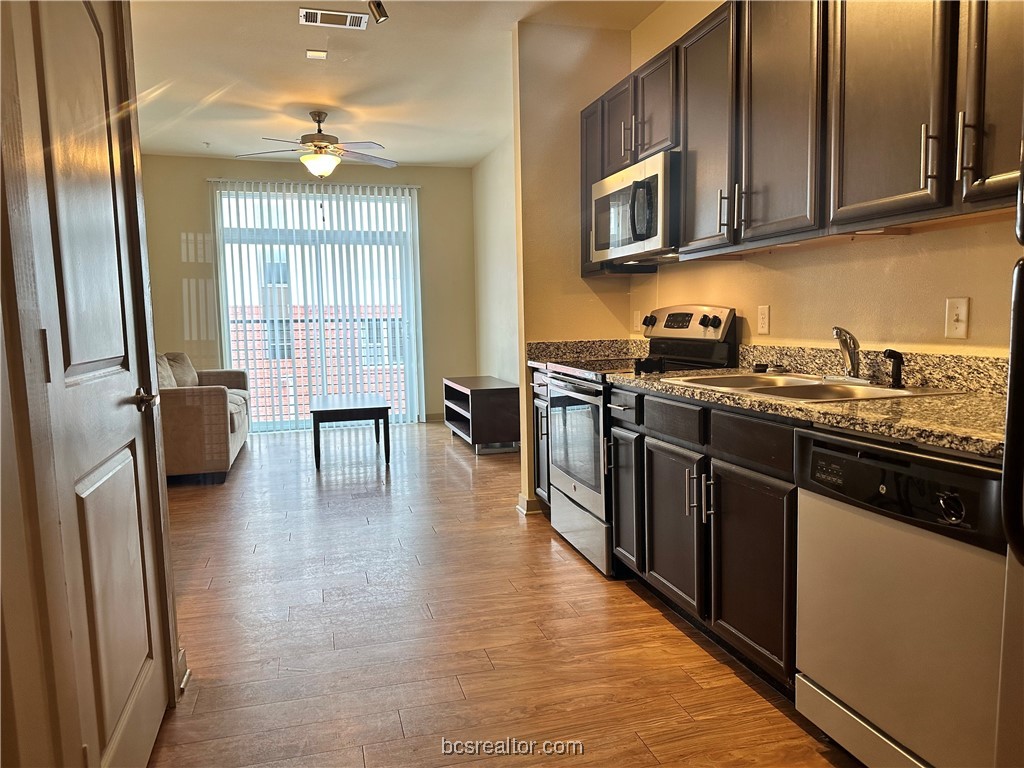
<box><xmin>708</xmin><ymin>458</ymin><xmax>797</xmax><ymax>686</ymax></box>
<box><xmin>610</xmin><ymin>426</ymin><xmax>643</xmax><ymax>573</ymax></box>
<box><xmin>644</xmin><ymin>436</ymin><xmax>707</xmax><ymax>620</ymax></box>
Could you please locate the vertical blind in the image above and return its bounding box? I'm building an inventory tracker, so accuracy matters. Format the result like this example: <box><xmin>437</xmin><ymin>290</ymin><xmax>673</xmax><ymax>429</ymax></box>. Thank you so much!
<box><xmin>211</xmin><ymin>180</ymin><xmax>425</xmax><ymax>432</ymax></box>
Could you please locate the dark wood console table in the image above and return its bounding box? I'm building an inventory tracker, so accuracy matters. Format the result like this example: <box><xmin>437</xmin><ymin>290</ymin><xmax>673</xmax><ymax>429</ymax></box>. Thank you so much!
<box><xmin>442</xmin><ymin>377</ymin><xmax>520</xmax><ymax>453</ymax></box>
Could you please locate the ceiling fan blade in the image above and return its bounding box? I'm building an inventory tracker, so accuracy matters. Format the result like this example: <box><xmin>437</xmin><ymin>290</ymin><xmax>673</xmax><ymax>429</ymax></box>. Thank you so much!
<box><xmin>339</xmin><ymin>149</ymin><xmax>398</xmax><ymax>168</ymax></box>
<box><xmin>234</xmin><ymin>149</ymin><xmax>301</xmax><ymax>158</ymax></box>
<box><xmin>334</xmin><ymin>141</ymin><xmax>384</xmax><ymax>151</ymax></box>
<box><xmin>261</xmin><ymin>137</ymin><xmax>302</xmax><ymax>145</ymax></box>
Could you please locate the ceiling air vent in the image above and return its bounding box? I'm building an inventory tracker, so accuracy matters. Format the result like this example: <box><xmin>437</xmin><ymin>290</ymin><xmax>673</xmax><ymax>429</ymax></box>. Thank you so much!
<box><xmin>298</xmin><ymin>8</ymin><xmax>369</xmax><ymax>30</ymax></box>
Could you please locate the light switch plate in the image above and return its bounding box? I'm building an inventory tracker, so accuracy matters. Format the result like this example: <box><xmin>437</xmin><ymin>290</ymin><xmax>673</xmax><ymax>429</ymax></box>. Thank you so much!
<box><xmin>945</xmin><ymin>297</ymin><xmax>969</xmax><ymax>339</ymax></box>
<box><xmin>757</xmin><ymin>305</ymin><xmax>770</xmax><ymax>335</ymax></box>
<box><xmin>633</xmin><ymin>310</ymin><xmax>644</xmax><ymax>333</ymax></box>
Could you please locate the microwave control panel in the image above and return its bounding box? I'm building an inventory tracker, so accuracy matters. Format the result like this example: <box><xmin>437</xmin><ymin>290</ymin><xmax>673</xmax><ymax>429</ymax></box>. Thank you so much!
<box><xmin>643</xmin><ymin>304</ymin><xmax>736</xmax><ymax>341</ymax></box>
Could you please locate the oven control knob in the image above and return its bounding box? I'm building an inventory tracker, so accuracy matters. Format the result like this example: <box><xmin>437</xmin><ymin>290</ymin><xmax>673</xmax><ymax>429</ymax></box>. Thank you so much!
<box><xmin>709</xmin><ymin>315</ymin><xmax>722</xmax><ymax>329</ymax></box>
<box><xmin>642</xmin><ymin>314</ymin><xmax>657</xmax><ymax>328</ymax></box>
<box><xmin>937</xmin><ymin>492</ymin><xmax>966</xmax><ymax>524</ymax></box>
<box><xmin>698</xmin><ymin>314</ymin><xmax>712</xmax><ymax>328</ymax></box>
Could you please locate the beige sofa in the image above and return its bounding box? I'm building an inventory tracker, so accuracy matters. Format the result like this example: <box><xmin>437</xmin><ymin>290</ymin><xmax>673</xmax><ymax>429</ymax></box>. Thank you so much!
<box><xmin>157</xmin><ymin>352</ymin><xmax>249</xmax><ymax>482</ymax></box>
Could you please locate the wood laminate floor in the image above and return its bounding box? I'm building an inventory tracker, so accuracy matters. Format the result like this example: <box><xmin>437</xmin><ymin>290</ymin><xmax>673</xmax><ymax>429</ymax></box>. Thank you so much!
<box><xmin>151</xmin><ymin>424</ymin><xmax>859</xmax><ymax>768</ymax></box>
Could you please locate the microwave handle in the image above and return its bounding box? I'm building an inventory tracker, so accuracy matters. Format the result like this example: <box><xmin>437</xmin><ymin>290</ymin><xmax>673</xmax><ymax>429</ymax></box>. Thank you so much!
<box><xmin>629</xmin><ymin>180</ymin><xmax>642</xmax><ymax>241</ymax></box>
<box><xmin>629</xmin><ymin>179</ymin><xmax>655</xmax><ymax>241</ymax></box>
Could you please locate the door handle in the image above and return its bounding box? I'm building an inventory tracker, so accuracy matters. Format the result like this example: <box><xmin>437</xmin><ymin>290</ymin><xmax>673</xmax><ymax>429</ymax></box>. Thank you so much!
<box><xmin>954</xmin><ymin>111</ymin><xmax>965</xmax><ymax>182</ymax></box>
<box><xmin>685</xmin><ymin>468</ymin><xmax>700</xmax><ymax>517</ymax></box>
<box><xmin>701</xmin><ymin>473</ymin><xmax>716</xmax><ymax>524</ymax></box>
<box><xmin>134</xmin><ymin>387</ymin><xmax>161</xmax><ymax>412</ymax></box>
<box><xmin>920</xmin><ymin>123</ymin><xmax>940</xmax><ymax>189</ymax></box>
<box><xmin>717</xmin><ymin>188</ymin><xmax>729</xmax><ymax>232</ymax></box>
<box><xmin>733</xmin><ymin>183</ymin><xmax>743</xmax><ymax>233</ymax></box>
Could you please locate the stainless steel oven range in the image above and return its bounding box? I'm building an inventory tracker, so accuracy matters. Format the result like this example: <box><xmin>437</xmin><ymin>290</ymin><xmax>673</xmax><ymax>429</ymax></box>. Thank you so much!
<box><xmin>545</xmin><ymin>304</ymin><xmax>737</xmax><ymax>575</ymax></box>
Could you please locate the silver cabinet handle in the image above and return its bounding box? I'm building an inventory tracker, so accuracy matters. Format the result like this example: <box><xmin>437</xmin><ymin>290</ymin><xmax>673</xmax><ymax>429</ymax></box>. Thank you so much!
<box><xmin>686</xmin><ymin>468</ymin><xmax>699</xmax><ymax>517</ymax></box>
<box><xmin>600</xmin><ymin>436</ymin><xmax>609</xmax><ymax>476</ymax></box>
<box><xmin>717</xmin><ymin>189</ymin><xmax>729</xmax><ymax>232</ymax></box>
<box><xmin>701</xmin><ymin>474</ymin><xmax>716</xmax><ymax>524</ymax></box>
<box><xmin>539</xmin><ymin>411</ymin><xmax>547</xmax><ymax>439</ymax></box>
<box><xmin>633</xmin><ymin>115</ymin><xmax>638</xmax><ymax>153</ymax></box>
<box><xmin>607</xmin><ymin>403</ymin><xmax>632</xmax><ymax>411</ymax></box>
<box><xmin>620</xmin><ymin>122</ymin><xmax>626</xmax><ymax>157</ymax></box>
<box><xmin>733</xmin><ymin>182</ymin><xmax>742</xmax><ymax>232</ymax></box>
<box><xmin>920</xmin><ymin>123</ymin><xmax>939</xmax><ymax>190</ymax></box>
<box><xmin>955</xmin><ymin>111</ymin><xmax>965</xmax><ymax>182</ymax></box>
<box><xmin>134</xmin><ymin>387</ymin><xmax>160</xmax><ymax>412</ymax></box>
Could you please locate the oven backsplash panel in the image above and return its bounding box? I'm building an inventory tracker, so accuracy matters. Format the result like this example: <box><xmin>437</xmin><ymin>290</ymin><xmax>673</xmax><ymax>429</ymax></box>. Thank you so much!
<box><xmin>526</xmin><ymin>340</ymin><xmax>1007</xmax><ymax>396</ymax></box>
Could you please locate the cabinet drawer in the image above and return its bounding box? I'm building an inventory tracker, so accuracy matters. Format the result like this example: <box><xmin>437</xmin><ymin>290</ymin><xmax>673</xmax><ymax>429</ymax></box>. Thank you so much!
<box><xmin>644</xmin><ymin>396</ymin><xmax>703</xmax><ymax>445</ymax></box>
<box><xmin>609</xmin><ymin>389</ymin><xmax>642</xmax><ymax>425</ymax></box>
<box><xmin>710</xmin><ymin>411</ymin><xmax>794</xmax><ymax>480</ymax></box>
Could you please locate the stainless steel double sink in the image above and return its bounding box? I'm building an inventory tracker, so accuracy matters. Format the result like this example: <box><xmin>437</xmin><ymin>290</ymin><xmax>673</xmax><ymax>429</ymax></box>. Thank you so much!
<box><xmin>661</xmin><ymin>372</ymin><xmax>958</xmax><ymax>403</ymax></box>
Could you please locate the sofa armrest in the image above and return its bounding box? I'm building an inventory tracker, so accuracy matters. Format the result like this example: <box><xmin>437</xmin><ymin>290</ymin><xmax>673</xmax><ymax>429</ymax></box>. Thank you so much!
<box><xmin>198</xmin><ymin>369</ymin><xmax>248</xmax><ymax>391</ymax></box>
<box><xmin>159</xmin><ymin>386</ymin><xmax>232</xmax><ymax>475</ymax></box>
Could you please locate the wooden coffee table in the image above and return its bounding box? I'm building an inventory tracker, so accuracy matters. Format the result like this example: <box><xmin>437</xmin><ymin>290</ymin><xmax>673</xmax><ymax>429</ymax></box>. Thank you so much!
<box><xmin>310</xmin><ymin>394</ymin><xmax>391</xmax><ymax>470</ymax></box>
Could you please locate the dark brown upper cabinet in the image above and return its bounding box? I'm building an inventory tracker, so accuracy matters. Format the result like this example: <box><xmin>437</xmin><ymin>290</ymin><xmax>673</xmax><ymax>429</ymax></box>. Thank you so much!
<box><xmin>738</xmin><ymin>1</ymin><xmax>825</xmax><ymax>241</ymax></box>
<box><xmin>580</xmin><ymin>101</ymin><xmax>603</xmax><ymax>276</ymax></box>
<box><xmin>601</xmin><ymin>77</ymin><xmax>635</xmax><ymax>177</ymax></box>
<box><xmin>679</xmin><ymin>3</ymin><xmax>739</xmax><ymax>255</ymax></box>
<box><xmin>829</xmin><ymin>0</ymin><xmax>956</xmax><ymax>225</ymax></box>
<box><xmin>635</xmin><ymin>48</ymin><xmax>679</xmax><ymax>160</ymax></box>
<box><xmin>956</xmin><ymin>0</ymin><xmax>1023</xmax><ymax>205</ymax></box>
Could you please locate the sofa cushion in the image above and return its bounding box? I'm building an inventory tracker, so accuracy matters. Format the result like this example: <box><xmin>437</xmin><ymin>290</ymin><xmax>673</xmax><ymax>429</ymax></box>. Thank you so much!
<box><xmin>164</xmin><ymin>352</ymin><xmax>199</xmax><ymax>387</ymax></box>
<box><xmin>155</xmin><ymin>354</ymin><xmax>177</xmax><ymax>390</ymax></box>
<box><xmin>227</xmin><ymin>391</ymin><xmax>247</xmax><ymax>434</ymax></box>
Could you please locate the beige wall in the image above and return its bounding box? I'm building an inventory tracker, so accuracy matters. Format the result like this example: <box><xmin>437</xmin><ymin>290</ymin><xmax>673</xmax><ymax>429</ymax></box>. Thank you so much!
<box><xmin>515</xmin><ymin>21</ymin><xmax>634</xmax><ymax>344</ymax></box>
<box><xmin>631</xmin><ymin>214</ymin><xmax>1023</xmax><ymax>356</ymax></box>
<box><xmin>630</xmin><ymin>0</ymin><xmax>723</xmax><ymax>68</ymax></box>
<box><xmin>472</xmin><ymin>135</ymin><xmax>520</xmax><ymax>384</ymax></box>
<box><xmin>140</xmin><ymin>154</ymin><xmax>477</xmax><ymax>417</ymax></box>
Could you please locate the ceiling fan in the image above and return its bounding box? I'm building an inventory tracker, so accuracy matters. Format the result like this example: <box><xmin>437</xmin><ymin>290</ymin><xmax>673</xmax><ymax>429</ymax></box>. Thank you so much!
<box><xmin>236</xmin><ymin>110</ymin><xmax>397</xmax><ymax>178</ymax></box>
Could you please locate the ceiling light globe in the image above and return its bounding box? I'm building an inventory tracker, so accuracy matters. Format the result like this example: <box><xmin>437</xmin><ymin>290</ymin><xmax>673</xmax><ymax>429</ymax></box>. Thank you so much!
<box><xmin>300</xmin><ymin>152</ymin><xmax>341</xmax><ymax>178</ymax></box>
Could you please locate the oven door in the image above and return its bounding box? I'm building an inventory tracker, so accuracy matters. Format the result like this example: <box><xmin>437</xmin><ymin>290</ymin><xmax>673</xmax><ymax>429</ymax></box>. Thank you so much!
<box><xmin>547</xmin><ymin>375</ymin><xmax>607</xmax><ymax>520</ymax></box>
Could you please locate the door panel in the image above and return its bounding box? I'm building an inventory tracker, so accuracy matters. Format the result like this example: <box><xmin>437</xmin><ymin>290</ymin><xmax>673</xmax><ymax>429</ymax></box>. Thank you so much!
<box><xmin>830</xmin><ymin>0</ymin><xmax>954</xmax><ymax>223</ymax></box>
<box><xmin>740</xmin><ymin>0</ymin><xmax>824</xmax><ymax>240</ymax></box>
<box><xmin>602</xmin><ymin>78</ymin><xmax>634</xmax><ymax>177</ymax></box>
<box><xmin>76</xmin><ymin>449</ymin><xmax>153</xmax><ymax>747</ymax></box>
<box><xmin>961</xmin><ymin>0</ymin><xmax>1024</xmax><ymax>203</ymax></box>
<box><xmin>644</xmin><ymin>436</ymin><xmax>706</xmax><ymax>618</ymax></box>
<box><xmin>611</xmin><ymin>426</ymin><xmax>643</xmax><ymax>574</ymax></box>
<box><xmin>636</xmin><ymin>49</ymin><xmax>677</xmax><ymax>159</ymax></box>
<box><xmin>4</xmin><ymin>2</ymin><xmax>172</xmax><ymax>765</ymax></box>
<box><xmin>679</xmin><ymin>5</ymin><xmax>737</xmax><ymax>253</ymax></box>
<box><xmin>40</xmin><ymin>1</ymin><xmax>128</xmax><ymax>374</ymax></box>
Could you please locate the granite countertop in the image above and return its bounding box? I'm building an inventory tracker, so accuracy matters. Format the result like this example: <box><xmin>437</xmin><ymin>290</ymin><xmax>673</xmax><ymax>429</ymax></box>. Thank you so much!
<box><xmin>607</xmin><ymin>369</ymin><xmax>1007</xmax><ymax>460</ymax></box>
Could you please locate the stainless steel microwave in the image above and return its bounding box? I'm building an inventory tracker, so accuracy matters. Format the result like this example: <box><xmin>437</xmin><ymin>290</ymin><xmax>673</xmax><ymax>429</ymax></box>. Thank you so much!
<box><xmin>591</xmin><ymin>150</ymin><xmax>679</xmax><ymax>264</ymax></box>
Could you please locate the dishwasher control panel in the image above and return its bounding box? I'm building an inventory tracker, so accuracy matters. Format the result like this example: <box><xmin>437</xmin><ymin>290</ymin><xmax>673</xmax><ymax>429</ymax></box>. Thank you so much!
<box><xmin>797</xmin><ymin>430</ymin><xmax>1004</xmax><ymax>554</ymax></box>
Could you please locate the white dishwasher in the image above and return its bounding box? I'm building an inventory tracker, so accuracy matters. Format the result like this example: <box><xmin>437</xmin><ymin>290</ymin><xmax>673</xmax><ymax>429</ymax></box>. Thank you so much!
<box><xmin>794</xmin><ymin>429</ymin><xmax>1007</xmax><ymax>768</ymax></box>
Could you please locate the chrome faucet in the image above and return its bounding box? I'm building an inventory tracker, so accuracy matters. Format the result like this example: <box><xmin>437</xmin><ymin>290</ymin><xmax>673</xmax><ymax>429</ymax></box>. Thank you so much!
<box><xmin>832</xmin><ymin>327</ymin><xmax>860</xmax><ymax>379</ymax></box>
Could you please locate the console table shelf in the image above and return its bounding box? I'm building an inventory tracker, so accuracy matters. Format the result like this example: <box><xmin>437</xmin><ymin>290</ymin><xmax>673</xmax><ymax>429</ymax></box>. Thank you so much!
<box><xmin>442</xmin><ymin>376</ymin><xmax>520</xmax><ymax>453</ymax></box>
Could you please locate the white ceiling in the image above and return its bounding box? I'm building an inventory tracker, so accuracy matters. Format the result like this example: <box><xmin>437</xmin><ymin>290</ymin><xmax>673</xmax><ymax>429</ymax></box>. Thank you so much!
<box><xmin>130</xmin><ymin>1</ymin><xmax>659</xmax><ymax>167</ymax></box>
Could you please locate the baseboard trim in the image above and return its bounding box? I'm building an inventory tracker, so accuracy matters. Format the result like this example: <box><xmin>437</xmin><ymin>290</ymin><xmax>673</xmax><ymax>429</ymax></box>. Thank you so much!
<box><xmin>517</xmin><ymin>493</ymin><xmax>545</xmax><ymax>516</ymax></box>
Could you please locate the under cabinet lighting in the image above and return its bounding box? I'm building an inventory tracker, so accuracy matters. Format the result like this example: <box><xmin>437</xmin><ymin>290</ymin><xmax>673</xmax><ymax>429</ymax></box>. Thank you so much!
<box><xmin>306</xmin><ymin>49</ymin><xmax>328</xmax><ymax>60</ymax></box>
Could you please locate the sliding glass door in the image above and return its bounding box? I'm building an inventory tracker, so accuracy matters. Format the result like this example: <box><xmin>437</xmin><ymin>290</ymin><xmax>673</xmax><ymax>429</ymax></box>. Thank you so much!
<box><xmin>212</xmin><ymin>181</ymin><xmax>424</xmax><ymax>431</ymax></box>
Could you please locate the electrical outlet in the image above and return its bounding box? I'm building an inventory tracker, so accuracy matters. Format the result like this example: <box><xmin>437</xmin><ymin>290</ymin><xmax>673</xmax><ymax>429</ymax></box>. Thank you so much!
<box><xmin>633</xmin><ymin>310</ymin><xmax>644</xmax><ymax>333</ymax></box>
<box><xmin>757</xmin><ymin>305</ymin><xmax>770</xmax><ymax>335</ymax></box>
<box><xmin>945</xmin><ymin>297</ymin><xmax>969</xmax><ymax>339</ymax></box>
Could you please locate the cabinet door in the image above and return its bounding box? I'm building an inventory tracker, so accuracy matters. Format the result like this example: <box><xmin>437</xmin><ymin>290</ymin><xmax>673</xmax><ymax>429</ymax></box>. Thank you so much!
<box><xmin>644</xmin><ymin>437</ymin><xmax>706</xmax><ymax>619</ymax></box>
<box><xmin>611</xmin><ymin>427</ymin><xmax>644</xmax><ymax>574</ymax></box>
<box><xmin>679</xmin><ymin>3</ymin><xmax>738</xmax><ymax>254</ymax></box>
<box><xmin>580</xmin><ymin>100</ymin><xmax>603</xmax><ymax>276</ymax></box>
<box><xmin>602</xmin><ymin>77</ymin><xmax>635</xmax><ymax>177</ymax></box>
<box><xmin>829</xmin><ymin>0</ymin><xmax>955</xmax><ymax>225</ymax></box>
<box><xmin>739</xmin><ymin>0</ymin><xmax>824</xmax><ymax>241</ymax></box>
<box><xmin>533</xmin><ymin>398</ymin><xmax>549</xmax><ymax>504</ymax></box>
<box><xmin>958</xmin><ymin>0</ymin><xmax>1024</xmax><ymax>204</ymax></box>
<box><xmin>708</xmin><ymin>459</ymin><xmax>796</xmax><ymax>686</ymax></box>
<box><xmin>636</xmin><ymin>48</ymin><xmax>678</xmax><ymax>160</ymax></box>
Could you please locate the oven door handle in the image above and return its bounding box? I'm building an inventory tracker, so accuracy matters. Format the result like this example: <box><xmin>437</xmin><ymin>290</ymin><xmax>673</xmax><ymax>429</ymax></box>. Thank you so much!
<box><xmin>547</xmin><ymin>377</ymin><xmax>604</xmax><ymax>405</ymax></box>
